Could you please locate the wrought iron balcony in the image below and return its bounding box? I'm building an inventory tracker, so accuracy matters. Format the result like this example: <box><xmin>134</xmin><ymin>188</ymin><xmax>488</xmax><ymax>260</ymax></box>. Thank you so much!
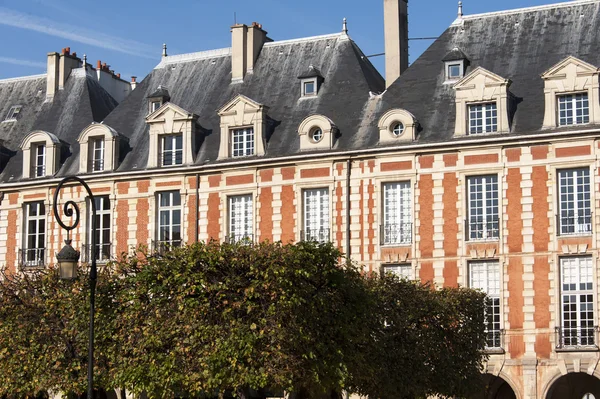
<box><xmin>380</xmin><ymin>223</ymin><xmax>412</xmax><ymax>245</ymax></box>
<box><xmin>19</xmin><ymin>248</ymin><xmax>46</xmax><ymax>268</ymax></box>
<box><xmin>301</xmin><ymin>228</ymin><xmax>331</xmax><ymax>243</ymax></box>
<box><xmin>81</xmin><ymin>243</ymin><xmax>112</xmax><ymax>263</ymax></box>
<box><xmin>151</xmin><ymin>239</ymin><xmax>182</xmax><ymax>256</ymax></box>
<box><xmin>225</xmin><ymin>233</ymin><xmax>254</xmax><ymax>244</ymax></box>
<box><xmin>465</xmin><ymin>218</ymin><xmax>500</xmax><ymax>241</ymax></box>
<box><xmin>160</xmin><ymin>152</ymin><xmax>183</xmax><ymax>167</ymax></box>
<box><xmin>555</xmin><ymin>326</ymin><xmax>599</xmax><ymax>350</ymax></box>
<box><xmin>89</xmin><ymin>158</ymin><xmax>104</xmax><ymax>172</ymax></box>
<box><xmin>557</xmin><ymin>212</ymin><xmax>593</xmax><ymax>236</ymax></box>
<box><xmin>31</xmin><ymin>164</ymin><xmax>46</xmax><ymax>178</ymax></box>
<box><xmin>485</xmin><ymin>329</ymin><xmax>505</xmax><ymax>352</ymax></box>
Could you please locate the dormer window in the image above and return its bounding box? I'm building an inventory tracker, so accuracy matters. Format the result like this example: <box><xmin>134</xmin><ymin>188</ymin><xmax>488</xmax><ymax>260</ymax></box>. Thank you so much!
<box><xmin>557</xmin><ymin>93</ymin><xmax>589</xmax><ymax>126</ymax></box>
<box><xmin>161</xmin><ymin>134</ymin><xmax>183</xmax><ymax>166</ymax></box>
<box><xmin>20</xmin><ymin>130</ymin><xmax>62</xmax><ymax>179</ymax></box>
<box><xmin>298</xmin><ymin>65</ymin><xmax>324</xmax><ymax>98</ymax></box>
<box><xmin>147</xmin><ymin>86</ymin><xmax>171</xmax><ymax>115</ymax></box>
<box><xmin>468</xmin><ymin>102</ymin><xmax>498</xmax><ymax>134</ymax></box>
<box><xmin>218</xmin><ymin>95</ymin><xmax>268</xmax><ymax>159</ymax></box>
<box><xmin>77</xmin><ymin>123</ymin><xmax>126</xmax><ymax>174</ymax></box>
<box><xmin>3</xmin><ymin>105</ymin><xmax>22</xmax><ymax>122</ymax></box>
<box><xmin>443</xmin><ymin>48</ymin><xmax>469</xmax><ymax>82</ymax></box>
<box><xmin>298</xmin><ymin>115</ymin><xmax>338</xmax><ymax>150</ymax></box>
<box><xmin>232</xmin><ymin>128</ymin><xmax>255</xmax><ymax>157</ymax></box>
<box><xmin>377</xmin><ymin>109</ymin><xmax>418</xmax><ymax>144</ymax></box>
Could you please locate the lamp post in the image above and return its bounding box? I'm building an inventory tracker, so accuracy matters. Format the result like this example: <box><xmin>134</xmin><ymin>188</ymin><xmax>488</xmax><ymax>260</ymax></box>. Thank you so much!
<box><xmin>53</xmin><ymin>176</ymin><xmax>97</xmax><ymax>399</ymax></box>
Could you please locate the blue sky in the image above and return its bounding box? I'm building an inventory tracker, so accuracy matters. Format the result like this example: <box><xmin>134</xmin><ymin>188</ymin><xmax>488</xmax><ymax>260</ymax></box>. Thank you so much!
<box><xmin>0</xmin><ymin>0</ymin><xmax>560</xmax><ymax>81</ymax></box>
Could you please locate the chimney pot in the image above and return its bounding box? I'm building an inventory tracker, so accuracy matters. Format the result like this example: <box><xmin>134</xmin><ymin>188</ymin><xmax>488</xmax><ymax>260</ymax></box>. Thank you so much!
<box><xmin>66</xmin><ymin>47</ymin><xmax>71</xmax><ymax>55</ymax></box>
<box><xmin>97</xmin><ymin>60</ymin><xmax>102</xmax><ymax>69</ymax></box>
<box><xmin>117</xmin><ymin>73</ymin><xmax>121</xmax><ymax>78</ymax></box>
<box><xmin>131</xmin><ymin>76</ymin><xmax>137</xmax><ymax>83</ymax></box>
<box><xmin>72</xmin><ymin>52</ymin><xmax>77</xmax><ymax>58</ymax></box>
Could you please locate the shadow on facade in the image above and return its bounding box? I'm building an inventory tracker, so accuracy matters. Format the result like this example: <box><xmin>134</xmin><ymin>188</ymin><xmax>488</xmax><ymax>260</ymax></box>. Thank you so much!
<box><xmin>468</xmin><ymin>374</ymin><xmax>517</xmax><ymax>399</ymax></box>
<box><xmin>546</xmin><ymin>372</ymin><xmax>600</xmax><ymax>399</ymax></box>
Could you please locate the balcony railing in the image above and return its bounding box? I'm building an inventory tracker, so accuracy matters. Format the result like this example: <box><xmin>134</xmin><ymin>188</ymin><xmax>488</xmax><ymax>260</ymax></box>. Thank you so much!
<box><xmin>465</xmin><ymin>218</ymin><xmax>499</xmax><ymax>241</ymax></box>
<box><xmin>557</xmin><ymin>212</ymin><xmax>592</xmax><ymax>236</ymax></box>
<box><xmin>380</xmin><ymin>223</ymin><xmax>412</xmax><ymax>245</ymax></box>
<box><xmin>151</xmin><ymin>239</ymin><xmax>182</xmax><ymax>256</ymax></box>
<box><xmin>301</xmin><ymin>228</ymin><xmax>331</xmax><ymax>243</ymax></box>
<box><xmin>160</xmin><ymin>152</ymin><xmax>183</xmax><ymax>167</ymax></box>
<box><xmin>19</xmin><ymin>248</ymin><xmax>46</xmax><ymax>268</ymax></box>
<box><xmin>81</xmin><ymin>243</ymin><xmax>112</xmax><ymax>263</ymax></box>
<box><xmin>89</xmin><ymin>158</ymin><xmax>104</xmax><ymax>172</ymax></box>
<box><xmin>555</xmin><ymin>326</ymin><xmax>599</xmax><ymax>350</ymax></box>
<box><xmin>225</xmin><ymin>233</ymin><xmax>254</xmax><ymax>244</ymax></box>
<box><xmin>485</xmin><ymin>329</ymin><xmax>504</xmax><ymax>351</ymax></box>
<box><xmin>31</xmin><ymin>164</ymin><xmax>46</xmax><ymax>178</ymax></box>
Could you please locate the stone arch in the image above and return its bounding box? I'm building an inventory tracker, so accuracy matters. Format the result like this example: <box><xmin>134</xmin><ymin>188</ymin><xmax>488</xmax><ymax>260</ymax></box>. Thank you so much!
<box><xmin>544</xmin><ymin>372</ymin><xmax>600</xmax><ymax>399</ymax></box>
<box><xmin>468</xmin><ymin>373</ymin><xmax>520</xmax><ymax>399</ymax></box>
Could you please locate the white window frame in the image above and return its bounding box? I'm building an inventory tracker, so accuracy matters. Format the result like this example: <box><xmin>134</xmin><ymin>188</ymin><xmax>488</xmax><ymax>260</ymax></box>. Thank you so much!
<box><xmin>88</xmin><ymin>196</ymin><xmax>111</xmax><ymax>262</ymax></box>
<box><xmin>161</xmin><ymin>134</ymin><xmax>183</xmax><ymax>166</ymax></box>
<box><xmin>469</xmin><ymin>260</ymin><xmax>502</xmax><ymax>349</ymax></box>
<box><xmin>228</xmin><ymin>194</ymin><xmax>253</xmax><ymax>243</ymax></box>
<box><xmin>302</xmin><ymin>188</ymin><xmax>330</xmax><ymax>243</ymax></box>
<box><xmin>23</xmin><ymin>202</ymin><xmax>46</xmax><ymax>267</ymax></box>
<box><xmin>468</xmin><ymin>102</ymin><xmax>498</xmax><ymax>135</ymax></box>
<box><xmin>467</xmin><ymin>175</ymin><xmax>499</xmax><ymax>241</ymax></box>
<box><xmin>150</xmin><ymin>101</ymin><xmax>162</xmax><ymax>113</ymax></box>
<box><xmin>382</xmin><ymin>263</ymin><xmax>413</xmax><ymax>280</ymax></box>
<box><xmin>90</xmin><ymin>137</ymin><xmax>105</xmax><ymax>172</ymax></box>
<box><xmin>558</xmin><ymin>168</ymin><xmax>592</xmax><ymax>236</ymax></box>
<box><xmin>157</xmin><ymin>191</ymin><xmax>182</xmax><ymax>248</ymax></box>
<box><xmin>446</xmin><ymin>62</ymin><xmax>463</xmax><ymax>80</ymax></box>
<box><xmin>231</xmin><ymin>127</ymin><xmax>255</xmax><ymax>157</ymax></box>
<box><xmin>3</xmin><ymin>105</ymin><xmax>22</xmax><ymax>122</ymax></box>
<box><xmin>33</xmin><ymin>143</ymin><xmax>46</xmax><ymax>178</ymax></box>
<box><xmin>557</xmin><ymin>92</ymin><xmax>590</xmax><ymax>126</ymax></box>
<box><xmin>301</xmin><ymin>77</ymin><xmax>318</xmax><ymax>97</ymax></box>
<box><xmin>559</xmin><ymin>256</ymin><xmax>596</xmax><ymax>348</ymax></box>
<box><xmin>382</xmin><ymin>182</ymin><xmax>412</xmax><ymax>245</ymax></box>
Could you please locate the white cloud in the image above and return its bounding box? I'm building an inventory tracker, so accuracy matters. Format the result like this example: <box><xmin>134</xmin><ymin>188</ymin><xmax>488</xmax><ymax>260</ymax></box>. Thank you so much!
<box><xmin>0</xmin><ymin>7</ymin><xmax>157</xmax><ymax>59</ymax></box>
<box><xmin>0</xmin><ymin>56</ymin><xmax>46</xmax><ymax>69</ymax></box>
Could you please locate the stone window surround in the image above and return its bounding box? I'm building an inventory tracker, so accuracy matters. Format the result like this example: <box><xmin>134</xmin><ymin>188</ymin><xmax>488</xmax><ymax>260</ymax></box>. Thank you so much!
<box><xmin>300</xmin><ymin>77</ymin><xmax>319</xmax><ymax>97</ymax></box>
<box><xmin>218</xmin><ymin>94</ymin><xmax>268</xmax><ymax>159</ymax></box>
<box><xmin>20</xmin><ymin>130</ymin><xmax>61</xmax><ymax>179</ymax></box>
<box><xmin>453</xmin><ymin>67</ymin><xmax>512</xmax><ymax>137</ymax></box>
<box><xmin>298</xmin><ymin>114</ymin><xmax>337</xmax><ymax>151</ymax></box>
<box><xmin>445</xmin><ymin>60</ymin><xmax>465</xmax><ymax>81</ymax></box>
<box><xmin>294</xmin><ymin>180</ymin><xmax>334</xmax><ymax>244</ymax></box>
<box><xmin>77</xmin><ymin>123</ymin><xmax>121</xmax><ymax>174</ymax></box>
<box><xmin>378</xmin><ymin>108</ymin><xmax>418</xmax><ymax>143</ymax></box>
<box><xmin>541</xmin><ymin>56</ymin><xmax>600</xmax><ymax>129</ymax></box>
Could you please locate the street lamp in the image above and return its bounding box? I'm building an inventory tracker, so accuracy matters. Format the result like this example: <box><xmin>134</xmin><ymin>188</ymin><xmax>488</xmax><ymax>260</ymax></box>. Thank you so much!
<box><xmin>53</xmin><ymin>176</ymin><xmax>97</xmax><ymax>399</ymax></box>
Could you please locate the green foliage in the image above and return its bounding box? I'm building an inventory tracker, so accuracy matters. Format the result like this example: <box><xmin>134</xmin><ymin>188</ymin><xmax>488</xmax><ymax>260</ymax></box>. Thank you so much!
<box><xmin>0</xmin><ymin>242</ymin><xmax>488</xmax><ymax>399</ymax></box>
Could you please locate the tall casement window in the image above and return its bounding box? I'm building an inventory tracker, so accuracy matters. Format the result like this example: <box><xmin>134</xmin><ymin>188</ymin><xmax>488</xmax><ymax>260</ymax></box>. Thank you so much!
<box><xmin>468</xmin><ymin>102</ymin><xmax>497</xmax><ymax>134</ymax></box>
<box><xmin>228</xmin><ymin>195</ymin><xmax>253</xmax><ymax>243</ymax></box>
<box><xmin>558</xmin><ymin>93</ymin><xmax>589</xmax><ymax>126</ymax></box>
<box><xmin>467</xmin><ymin>175</ymin><xmax>499</xmax><ymax>240</ymax></box>
<box><xmin>90</xmin><ymin>137</ymin><xmax>104</xmax><ymax>172</ymax></box>
<box><xmin>302</xmin><ymin>188</ymin><xmax>330</xmax><ymax>243</ymax></box>
<box><xmin>156</xmin><ymin>191</ymin><xmax>182</xmax><ymax>250</ymax></box>
<box><xmin>22</xmin><ymin>202</ymin><xmax>46</xmax><ymax>267</ymax></box>
<box><xmin>469</xmin><ymin>260</ymin><xmax>501</xmax><ymax>349</ymax></box>
<box><xmin>161</xmin><ymin>134</ymin><xmax>183</xmax><ymax>166</ymax></box>
<box><xmin>382</xmin><ymin>182</ymin><xmax>412</xmax><ymax>245</ymax></box>
<box><xmin>558</xmin><ymin>168</ymin><xmax>591</xmax><ymax>236</ymax></box>
<box><xmin>33</xmin><ymin>143</ymin><xmax>46</xmax><ymax>178</ymax></box>
<box><xmin>559</xmin><ymin>257</ymin><xmax>595</xmax><ymax>348</ymax></box>
<box><xmin>231</xmin><ymin>128</ymin><xmax>254</xmax><ymax>157</ymax></box>
<box><xmin>88</xmin><ymin>196</ymin><xmax>111</xmax><ymax>262</ymax></box>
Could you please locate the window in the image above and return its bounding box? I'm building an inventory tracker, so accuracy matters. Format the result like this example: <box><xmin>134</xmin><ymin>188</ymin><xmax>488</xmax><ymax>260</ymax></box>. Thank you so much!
<box><xmin>90</xmin><ymin>137</ymin><xmax>104</xmax><ymax>172</ymax></box>
<box><xmin>559</xmin><ymin>257</ymin><xmax>595</xmax><ymax>348</ymax></box>
<box><xmin>310</xmin><ymin>128</ymin><xmax>323</xmax><ymax>143</ymax></box>
<box><xmin>448</xmin><ymin>63</ymin><xmax>461</xmax><ymax>79</ymax></box>
<box><xmin>303</xmin><ymin>81</ymin><xmax>316</xmax><ymax>96</ymax></box>
<box><xmin>468</xmin><ymin>103</ymin><xmax>498</xmax><ymax>134</ymax></box>
<box><xmin>32</xmin><ymin>143</ymin><xmax>46</xmax><ymax>178</ymax></box>
<box><xmin>22</xmin><ymin>202</ymin><xmax>46</xmax><ymax>267</ymax></box>
<box><xmin>382</xmin><ymin>182</ymin><xmax>412</xmax><ymax>245</ymax></box>
<box><xmin>161</xmin><ymin>134</ymin><xmax>183</xmax><ymax>166</ymax></box>
<box><xmin>558</xmin><ymin>93</ymin><xmax>589</xmax><ymax>126</ymax></box>
<box><xmin>392</xmin><ymin>122</ymin><xmax>405</xmax><ymax>137</ymax></box>
<box><xmin>558</xmin><ymin>168</ymin><xmax>592</xmax><ymax>236</ymax></box>
<box><xmin>469</xmin><ymin>260</ymin><xmax>501</xmax><ymax>349</ymax></box>
<box><xmin>231</xmin><ymin>128</ymin><xmax>254</xmax><ymax>157</ymax></box>
<box><xmin>228</xmin><ymin>195</ymin><xmax>253</xmax><ymax>243</ymax></box>
<box><xmin>303</xmin><ymin>188</ymin><xmax>330</xmax><ymax>243</ymax></box>
<box><xmin>157</xmin><ymin>191</ymin><xmax>182</xmax><ymax>249</ymax></box>
<box><xmin>382</xmin><ymin>264</ymin><xmax>413</xmax><ymax>280</ymax></box>
<box><xmin>151</xmin><ymin>101</ymin><xmax>161</xmax><ymax>113</ymax></box>
<box><xmin>88</xmin><ymin>196</ymin><xmax>111</xmax><ymax>262</ymax></box>
<box><xmin>3</xmin><ymin>105</ymin><xmax>22</xmax><ymax>122</ymax></box>
<box><xmin>467</xmin><ymin>175</ymin><xmax>499</xmax><ymax>241</ymax></box>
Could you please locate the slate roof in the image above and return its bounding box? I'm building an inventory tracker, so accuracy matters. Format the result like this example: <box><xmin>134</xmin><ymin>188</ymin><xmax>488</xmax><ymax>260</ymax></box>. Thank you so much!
<box><xmin>99</xmin><ymin>32</ymin><xmax>385</xmax><ymax>172</ymax></box>
<box><xmin>374</xmin><ymin>0</ymin><xmax>600</xmax><ymax>146</ymax></box>
<box><xmin>0</xmin><ymin>69</ymin><xmax>118</xmax><ymax>181</ymax></box>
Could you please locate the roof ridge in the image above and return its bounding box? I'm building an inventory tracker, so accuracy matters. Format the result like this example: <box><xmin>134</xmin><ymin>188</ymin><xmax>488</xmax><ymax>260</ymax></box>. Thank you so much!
<box><xmin>155</xmin><ymin>47</ymin><xmax>232</xmax><ymax>69</ymax></box>
<box><xmin>263</xmin><ymin>32</ymin><xmax>346</xmax><ymax>47</ymax></box>
<box><xmin>0</xmin><ymin>73</ymin><xmax>46</xmax><ymax>84</ymax></box>
<box><xmin>453</xmin><ymin>0</ymin><xmax>599</xmax><ymax>24</ymax></box>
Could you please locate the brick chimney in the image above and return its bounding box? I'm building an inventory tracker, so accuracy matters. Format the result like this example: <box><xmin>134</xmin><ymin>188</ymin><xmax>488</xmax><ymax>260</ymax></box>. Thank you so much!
<box><xmin>231</xmin><ymin>22</ymin><xmax>271</xmax><ymax>83</ymax></box>
<box><xmin>384</xmin><ymin>0</ymin><xmax>409</xmax><ymax>88</ymax></box>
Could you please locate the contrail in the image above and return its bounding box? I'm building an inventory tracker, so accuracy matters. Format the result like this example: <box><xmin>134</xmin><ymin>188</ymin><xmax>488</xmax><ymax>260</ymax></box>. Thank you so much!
<box><xmin>0</xmin><ymin>7</ymin><xmax>157</xmax><ymax>59</ymax></box>
<box><xmin>0</xmin><ymin>57</ymin><xmax>46</xmax><ymax>69</ymax></box>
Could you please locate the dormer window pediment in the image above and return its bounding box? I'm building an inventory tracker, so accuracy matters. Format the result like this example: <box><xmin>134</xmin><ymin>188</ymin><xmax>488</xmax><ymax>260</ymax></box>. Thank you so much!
<box><xmin>218</xmin><ymin>94</ymin><xmax>269</xmax><ymax>159</ymax></box>
<box><xmin>20</xmin><ymin>130</ymin><xmax>62</xmax><ymax>178</ymax></box>
<box><xmin>443</xmin><ymin>47</ymin><xmax>469</xmax><ymax>82</ymax></box>
<box><xmin>298</xmin><ymin>65</ymin><xmax>324</xmax><ymax>98</ymax></box>
<box><xmin>145</xmin><ymin>102</ymin><xmax>198</xmax><ymax>168</ymax></box>
<box><xmin>77</xmin><ymin>123</ymin><xmax>124</xmax><ymax>173</ymax></box>
<box><xmin>541</xmin><ymin>56</ymin><xmax>600</xmax><ymax>128</ymax></box>
<box><xmin>453</xmin><ymin>67</ymin><xmax>512</xmax><ymax>136</ymax></box>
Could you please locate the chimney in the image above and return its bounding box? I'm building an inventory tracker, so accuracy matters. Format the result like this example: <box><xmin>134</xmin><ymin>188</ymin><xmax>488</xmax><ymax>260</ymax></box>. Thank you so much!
<box><xmin>231</xmin><ymin>22</ymin><xmax>271</xmax><ymax>82</ymax></box>
<box><xmin>46</xmin><ymin>52</ymin><xmax>60</xmax><ymax>100</ymax></box>
<box><xmin>247</xmin><ymin>22</ymin><xmax>270</xmax><ymax>73</ymax></box>
<box><xmin>58</xmin><ymin>48</ymin><xmax>81</xmax><ymax>90</ymax></box>
<box><xmin>131</xmin><ymin>76</ymin><xmax>137</xmax><ymax>90</ymax></box>
<box><xmin>384</xmin><ymin>0</ymin><xmax>409</xmax><ymax>88</ymax></box>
